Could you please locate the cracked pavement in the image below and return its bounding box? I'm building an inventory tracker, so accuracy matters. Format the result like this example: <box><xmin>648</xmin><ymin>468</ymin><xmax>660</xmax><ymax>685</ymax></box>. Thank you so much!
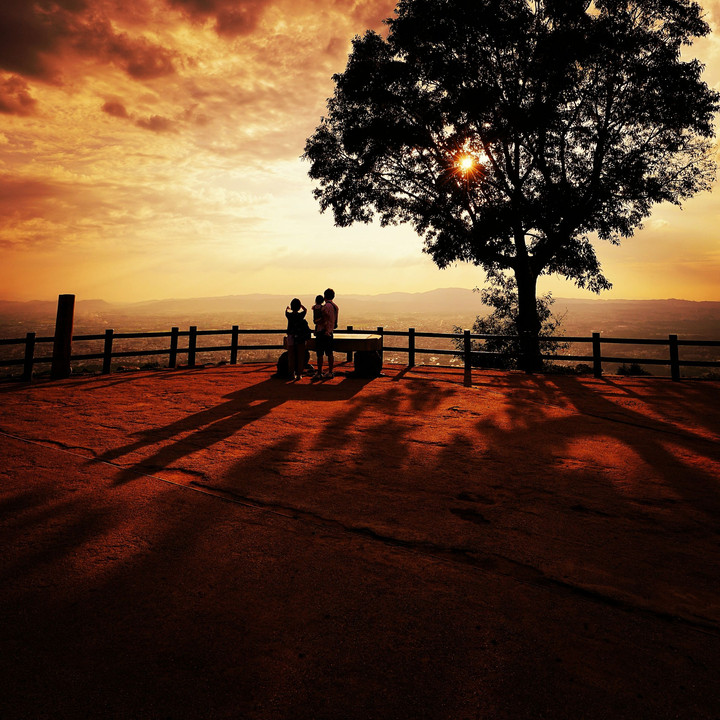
<box><xmin>1</xmin><ymin>363</ymin><xmax>720</xmax><ymax>719</ymax></box>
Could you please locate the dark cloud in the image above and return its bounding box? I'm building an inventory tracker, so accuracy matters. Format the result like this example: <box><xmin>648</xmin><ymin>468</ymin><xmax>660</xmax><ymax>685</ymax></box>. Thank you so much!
<box><xmin>102</xmin><ymin>99</ymin><xmax>129</xmax><ymax>118</ymax></box>
<box><xmin>54</xmin><ymin>0</ymin><xmax>91</xmax><ymax>11</ymax></box>
<box><xmin>0</xmin><ymin>2</ymin><xmax>175</xmax><ymax>84</ymax></box>
<box><xmin>76</xmin><ymin>19</ymin><xmax>177</xmax><ymax>79</ymax></box>
<box><xmin>0</xmin><ymin>76</ymin><xmax>37</xmax><ymax>116</ymax></box>
<box><xmin>167</xmin><ymin>0</ymin><xmax>268</xmax><ymax>36</ymax></box>
<box><xmin>167</xmin><ymin>0</ymin><xmax>220</xmax><ymax>12</ymax></box>
<box><xmin>0</xmin><ymin>6</ymin><xmax>70</xmax><ymax>81</ymax></box>
<box><xmin>215</xmin><ymin>5</ymin><xmax>262</xmax><ymax>36</ymax></box>
<box><xmin>121</xmin><ymin>41</ymin><xmax>176</xmax><ymax>79</ymax></box>
<box><xmin>136</xmin><ymin>114</ymin><xmax>176</xmax><ymax>132</ymax></box>
<box><xmin>0</xmin><ymin>175</ymin><xmax>56</xmax><ymax>205</ymax></box>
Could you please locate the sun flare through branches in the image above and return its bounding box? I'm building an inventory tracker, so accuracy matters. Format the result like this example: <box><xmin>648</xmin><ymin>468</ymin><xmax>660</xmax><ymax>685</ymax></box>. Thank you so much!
<box><xmin>457</xmin><ymin>154</ymin><xmax>475</xmax><ymax>173</ymax></box>
<box><xmin>452</xmin><ymin>151</ymin><xmax>486</xmax><ymax>185</ymax></box>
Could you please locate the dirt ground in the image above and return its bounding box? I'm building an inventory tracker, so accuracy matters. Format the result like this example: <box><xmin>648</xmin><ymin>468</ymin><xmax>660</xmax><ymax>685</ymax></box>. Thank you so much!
<box><xmin>1</xmin><ymin>362</ymin><xmax>719</xmax><ymax>720</ymax></box>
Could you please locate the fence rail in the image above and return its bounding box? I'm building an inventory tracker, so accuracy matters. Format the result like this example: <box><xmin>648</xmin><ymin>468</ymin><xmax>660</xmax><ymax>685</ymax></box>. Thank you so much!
<box><xmin>1</xmin><ymin>323</ymin><xmax>720</xmax><ymax>383</ymax></box>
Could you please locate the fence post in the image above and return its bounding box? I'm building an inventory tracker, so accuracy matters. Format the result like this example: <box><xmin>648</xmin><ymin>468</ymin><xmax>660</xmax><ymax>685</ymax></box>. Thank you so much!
<box><xmin>230</xmin><ymin>325</ymin><xmax>239</xmax><ymax>365</ymax></box>
<box><xmin>592</xmin><ymin>332</ymin><xmax>602</xmax><ymax>378</ymax></box>
<box><xmin>377</xmin><ymin>326</ymin><xmax>384</xmax><ymax>366</ymax></box>
<box><xmin>168</xmin><ymin>327</ymin><xmax>179</xmax><ymax>368</ymax></box>
<box><xmin>464</xmin><ymin>329</ymin><xmax>472</xmax><ymax>373</ymax></box>
<box><xmin>22</xmin><ymin>332</ymin><xmax>36</xmax><ymax>382</ymax></box>
<box><xmin>669</xmin><ymin>334</ymin><xmax>680</xmax><ymax>381</ymax></box>
<box><xmin>51</xmin><ymin>294</ymin><xmax>75</xmax><ymax>380</ymax></box>
<box><xmin>346</xmin><ymin>325</ymin><xmax>353</xmax><ymax>363</ymax></box>
<box><xmin>408</xmin><ymin>327</ymin><xmax>415</xmax><ymax>368</ymax></box>
<box><xmin>102</xmin><ymin>329</ymin><xmax>114</xmax><ymax>374</ymax></box>
<box><xmin>188</xmin><ymin>326</ymin><xmax>197</xmax><ymax>367</ymax></box>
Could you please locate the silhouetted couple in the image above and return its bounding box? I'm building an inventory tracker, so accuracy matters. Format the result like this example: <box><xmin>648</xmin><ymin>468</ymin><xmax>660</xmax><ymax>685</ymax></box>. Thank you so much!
<box><xmin>284</xmin><ymin>288</ymin><xmax>339</xmax><ymax>381</ymax></box>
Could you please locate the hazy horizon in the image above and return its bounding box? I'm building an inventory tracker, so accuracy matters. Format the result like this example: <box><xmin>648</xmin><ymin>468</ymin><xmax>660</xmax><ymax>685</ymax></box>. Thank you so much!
<box><xmin>4</xmin><ymin>286</ymin><xmax>720</xmax><ymax>308</ymax></box>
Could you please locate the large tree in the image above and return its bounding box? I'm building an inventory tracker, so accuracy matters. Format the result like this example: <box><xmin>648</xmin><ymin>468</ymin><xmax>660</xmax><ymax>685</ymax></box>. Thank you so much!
<box><xmin>303</xmin><ymin>0</ymin><xmax>718</xmax><ymax>370</ymax></box>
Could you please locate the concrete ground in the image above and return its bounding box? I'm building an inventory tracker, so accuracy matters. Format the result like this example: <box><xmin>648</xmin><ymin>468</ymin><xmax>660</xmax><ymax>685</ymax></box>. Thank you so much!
<box><xmin>1</xmin><ymin>363</ymin><xmax>719</xmax><ymax>719</ymax></box>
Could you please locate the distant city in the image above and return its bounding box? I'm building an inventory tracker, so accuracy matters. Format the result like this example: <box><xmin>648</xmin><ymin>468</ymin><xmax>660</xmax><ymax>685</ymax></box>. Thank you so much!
<box><xmin>2</xmin><ymin>288</ymin><xmax>720</xmax><ymax>337</ymax></box>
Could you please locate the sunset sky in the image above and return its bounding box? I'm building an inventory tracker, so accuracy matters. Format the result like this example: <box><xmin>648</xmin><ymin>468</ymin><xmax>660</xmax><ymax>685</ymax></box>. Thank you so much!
<box><xmin>1</xmin><ymin>0</ymin><xmax>719</xmax><ymax>304</ymax></box>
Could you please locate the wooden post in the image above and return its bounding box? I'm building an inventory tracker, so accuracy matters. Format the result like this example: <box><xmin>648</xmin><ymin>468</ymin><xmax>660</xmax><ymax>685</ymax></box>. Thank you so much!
<box><xmin>102</xmin><ymin>329</ymin><xmax>114</xmax><ymax>374</ymax></box>
<box><xmin>463</xmin><ymin>329</ymin><xmax>472</xmax><ymax>373</ymax></box>
<box><xmin>346</xmin><ymin>325</ymin><xmax>353</xmax><ymax>363</ymax></box>
<box><xmin>188</xmin><ymin>326</ymin><xmax>197</xmax><ymax>367</ymax></box>
<box><xmin>669</xmin><ymin>334</ymin><xmax>680</xmax><ymax>381</ymax></box>
<box><xmin>22</xmin><ymin>332</ymin><xmax>36</xmax><ymax>382</ymax></box>
<box><xmin>408</xmin><ymin>327</ymin><xmax>415</xmax><ymax>368</ymax></box>
<box><xmin>377</xmin><ymin>326</ymin><xmax>384</xmax><ymax>366</ymax></box>
<box><xmin>51</xmin><ymin>294</ymin><xmax>75</xmax><ymax>380</ymax></box>
<box><xmin>592</xmin><ymin>332</ymin><xmax>602</xmax><ymax>378</ymax></box>
<box><xmin>169</xmin><ymin>327</ymin><xmax>179</xmax><ymax>368</ymax></box>
<box><xmin>230</xmin><ymin>325</ymin><xmax>239</xmax><ymax>365</ymax></box>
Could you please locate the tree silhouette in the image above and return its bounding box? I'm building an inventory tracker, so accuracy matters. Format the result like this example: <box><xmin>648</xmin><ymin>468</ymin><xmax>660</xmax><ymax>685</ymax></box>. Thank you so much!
<box><xmin>304</xmin><ymin>0</ymin><xmax>718</xmax><ymax>370</ymax></box>
<box><xmin>453</xmin><ymin>273</ymin><xmax>569</xmax><ymax>370</ymax></box>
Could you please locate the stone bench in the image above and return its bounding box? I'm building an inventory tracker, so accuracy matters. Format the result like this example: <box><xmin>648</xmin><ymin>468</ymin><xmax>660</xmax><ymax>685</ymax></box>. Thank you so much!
<box><xmin>280</xmin><ymin>333</ymin><xmax>383</xmax><ymax>377</ymax></box>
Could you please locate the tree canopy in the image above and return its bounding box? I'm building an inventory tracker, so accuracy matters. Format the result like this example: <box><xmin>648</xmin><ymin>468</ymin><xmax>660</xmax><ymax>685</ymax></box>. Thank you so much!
<box><xmin>304</xmin><ymin>0</ymin><xmax>718</xmax><ymax>368</ymax></box>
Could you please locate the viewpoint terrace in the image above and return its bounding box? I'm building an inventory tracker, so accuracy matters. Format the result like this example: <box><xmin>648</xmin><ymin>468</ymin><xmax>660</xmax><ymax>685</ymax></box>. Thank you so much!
<box><xmin>1</xmin><ymin>363</ymin><xmax>719</xmax><ymax>719</ymax></box>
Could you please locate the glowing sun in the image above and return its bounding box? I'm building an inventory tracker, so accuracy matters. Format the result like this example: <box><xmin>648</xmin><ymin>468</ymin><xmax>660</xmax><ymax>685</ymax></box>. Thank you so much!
<box><xmin>457</xmin><ymin>155</ymin><xmax>474</xmax><ymax>172</ymax></box>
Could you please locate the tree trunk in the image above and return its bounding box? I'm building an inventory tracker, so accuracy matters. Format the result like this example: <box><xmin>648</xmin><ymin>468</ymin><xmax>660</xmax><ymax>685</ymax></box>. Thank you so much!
<box><xmin>513</xmin><ymin>264</ymin><xmax>543</xmax><ymax>372</ymax></box>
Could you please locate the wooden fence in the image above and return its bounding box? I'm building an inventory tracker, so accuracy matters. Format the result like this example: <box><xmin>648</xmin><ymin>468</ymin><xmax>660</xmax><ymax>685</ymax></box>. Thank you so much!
<box><xmin>1</xmin><ymin>325</ymin><xmax>719</xmax><ymax>382</ymax></box>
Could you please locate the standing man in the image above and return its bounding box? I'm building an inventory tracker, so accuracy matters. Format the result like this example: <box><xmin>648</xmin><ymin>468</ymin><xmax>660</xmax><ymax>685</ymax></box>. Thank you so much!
<box><xmin>314</xmin><ymin>288</ymin><xmax>339</xmax><ymax>379</ymax></box>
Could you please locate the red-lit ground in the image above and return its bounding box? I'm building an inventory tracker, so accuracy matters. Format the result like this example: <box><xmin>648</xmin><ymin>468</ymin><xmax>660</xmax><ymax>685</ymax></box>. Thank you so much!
<box><xmin>1</xmin><ymin>363</ymin><xmax>719</xmax><ymax>719</ymax></box>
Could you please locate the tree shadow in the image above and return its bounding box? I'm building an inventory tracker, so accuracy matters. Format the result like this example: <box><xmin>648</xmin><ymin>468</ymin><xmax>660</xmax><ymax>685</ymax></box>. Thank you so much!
<box><xmin>556</xmin><ymin>375</ymin><xmax>720</xmax><ymax>516</ymax></box>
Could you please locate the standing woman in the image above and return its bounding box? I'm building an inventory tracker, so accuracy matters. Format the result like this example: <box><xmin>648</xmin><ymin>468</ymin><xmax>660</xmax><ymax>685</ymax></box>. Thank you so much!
<box><xmin>285</xmin><ymin>298</ymin><xmax>309</xmax><ymax>380</ymax></box>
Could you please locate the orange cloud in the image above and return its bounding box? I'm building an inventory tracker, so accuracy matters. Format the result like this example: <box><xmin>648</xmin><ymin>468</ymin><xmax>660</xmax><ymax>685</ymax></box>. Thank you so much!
<box><xmin>0</xmin><ymin>175</ymin><xmax>77</xmax><ymax>247</ymax></box>
<box><xmin>102</xmin><ymin>99</ymin><xmax>130</xmax><ymax>118</ymax></box>
<box><xmin>0</xmin><ymin>75</ymin><xmax>37</xmax><ymax>115</ymax></box>
<box><xmin>136</xmin><ymin>114</ymin><xmax>177</xmax><ymax>132</ymax></box>
<box><xmin>74</xmin><ymin>18</ymin><xmax>177</xmax><ymax>79</ymax></box>
<box><xmin>0</xmin><ymin>175</ymin><xmax>60</xmax><ymax>211</ymax></box>
<box><xmin>168</xmin><ymin>0</ymin><xmax>269</xmax><ymax>36</ymax></box>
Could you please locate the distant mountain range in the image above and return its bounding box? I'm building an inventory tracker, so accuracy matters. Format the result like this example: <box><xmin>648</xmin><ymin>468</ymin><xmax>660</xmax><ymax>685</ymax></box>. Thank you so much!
<box><xmin>0</xmin><ymin>288</ymin><xmax>485</xmax><ymax>319</ymax></box>
<box><xmin>1</xmin><ymin>288</ymin><xmax>719</xmax><ymax>338</ymax></box>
